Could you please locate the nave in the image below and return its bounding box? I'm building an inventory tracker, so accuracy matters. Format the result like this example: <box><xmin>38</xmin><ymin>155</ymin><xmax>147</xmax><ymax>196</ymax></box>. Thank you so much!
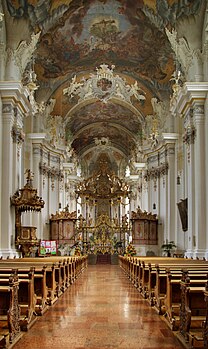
<box><xmin>13</xmin><ymin>265</ymin><xmax>184</xmax><ymax>349</ymax></box>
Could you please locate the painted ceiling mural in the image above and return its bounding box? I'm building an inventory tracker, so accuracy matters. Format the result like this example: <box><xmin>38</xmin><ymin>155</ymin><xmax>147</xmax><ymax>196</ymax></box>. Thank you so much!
<box><xmin>4</xmin><ymin>0</ymin><xmax>203</xmax><ymax>175</ymax></box>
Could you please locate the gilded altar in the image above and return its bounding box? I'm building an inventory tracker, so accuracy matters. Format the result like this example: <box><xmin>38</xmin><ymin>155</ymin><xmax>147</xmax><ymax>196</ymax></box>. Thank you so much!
<box><xmin>76</xmin><ymin>213</ymin><xmax>128</xmax><ymax>255</ymax></box>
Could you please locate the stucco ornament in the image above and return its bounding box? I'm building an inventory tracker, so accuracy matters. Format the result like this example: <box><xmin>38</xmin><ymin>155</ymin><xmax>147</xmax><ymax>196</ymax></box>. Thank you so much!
<box><xmin>14</xmin><ymin>32</ymin><xmax>41</xmax><ymax>74</ymax></box>
<box><xmin>0</xmin><ymin>12</ymin><xmax>4</xmax><ymax>22</ymax></box>
<box><xmin>63</xmin><ymin>64</ymin><xmax>146</xmax><ymax>104</ymax></box>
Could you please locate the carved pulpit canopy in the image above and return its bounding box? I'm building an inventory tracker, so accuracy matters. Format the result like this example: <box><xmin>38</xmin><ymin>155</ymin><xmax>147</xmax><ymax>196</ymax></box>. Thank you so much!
<box><xmin>11</xmin><ymin>169</ymin><xmax>45</xmax><ymax>212</ymax></box>
<box><xmin>131</xmin><ymin>206</ymin><xmax>157</xmax><ymax>221</ymax></box>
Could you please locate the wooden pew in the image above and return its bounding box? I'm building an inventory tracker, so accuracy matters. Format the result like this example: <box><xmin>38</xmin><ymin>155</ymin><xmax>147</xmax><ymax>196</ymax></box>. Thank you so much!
<box><xmin>0</xmin><ymin>255</ymin><xmax>88</xmax><ymax>306</ymax></box>
<box><xmin>203</xmin><ymin>283</ymin><xmax>208</xmax><ymax>349</ymax></box>
<box><xmin>163</xmin><ymin>269</ymin><xmax>208</xmax><ymax>331</ymax></box>
<box><xmin>153</xmin><ymin>262</ymin><xmax>208</xmax><ymax>315</ymax></box>
<box><xmin>0</xmin><ymin>266</ymin><xmax>48</xmax><ymax>317</ymax></box>
<box><xmin>177</xmin><ymin>272</ymin><xmax>207</xmax><ymax>348</ymax></box>
<box><xmin>0</xmin><ymin>259</ymin><xmax>62</xmax><ymax>306</ymax></box>
<box><xmin>0</xmin><ymin>270</ymin><xmax>22</xmax><ymax>347</ymax></box>
<box><xmin>0</xmin><ymin>267</ymin><xmax>37</xmax><ymax>331</ymax></box>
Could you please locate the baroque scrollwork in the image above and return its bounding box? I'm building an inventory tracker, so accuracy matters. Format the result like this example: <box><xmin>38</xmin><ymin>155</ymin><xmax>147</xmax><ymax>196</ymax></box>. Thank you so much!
<box><xmin>11</xmin><ymin>123</ymin><xmax>25</xmax><ymax>157</ymax></box>
<box><xmin>39</xmin><ymin>162</ymin><xmax>64</xmax><ymax>190</ymax></box>
<box><xmin>165</xmin><ymin>28</ymin><xmax>192</xmax><ymax>76</ymax></box>
<box><xmin>144</xmin><ymin>162</ymin><xmax>169</xmax><ymax>182</ymax></box>
<box><xmin>63</xmin><ymin>64</ymin><xmax>146</xmax><ymax>104</ymax></box>
<box><xmin>183</xmin><ymin>125</ymin><xmax>196</xmax><ymax>145</ymax></box>
<box><xmin>14</xmin><ymin>32</ymin><xmax>41</xmax><ymax>74</ymax></box>
<box><xmin>11</xmin><ymin>124</ymin><xmax>25</xmax><ymax>144</ymax></box>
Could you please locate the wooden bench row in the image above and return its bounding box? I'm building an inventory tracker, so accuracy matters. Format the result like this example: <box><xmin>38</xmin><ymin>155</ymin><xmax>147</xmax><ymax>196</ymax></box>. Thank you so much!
<box><xmin>0</xmin><ymin>255</ymin><xmax>88</xmax><ymax>348</ymax></box>
<box><xmin>119</xmin><ymin>256</ymin><xmax>208</xmax><ymax>349</ymax></box>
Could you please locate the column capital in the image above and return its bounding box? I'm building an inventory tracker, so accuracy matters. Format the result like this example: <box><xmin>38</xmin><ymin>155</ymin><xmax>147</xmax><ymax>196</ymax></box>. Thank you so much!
<box><xmin>0</xmin><ymin>81</ymin><xmax>32</xmax><ymax>116</ymax></box>
<box><xmin>170</xmin><ymin>82</ymin><xmax>208</xmax><ymax>118</ymax></box>
<box><xmin>192</xmin><ymin>102</ymin><xmax>205</xmax><ymax>125</ymax></box>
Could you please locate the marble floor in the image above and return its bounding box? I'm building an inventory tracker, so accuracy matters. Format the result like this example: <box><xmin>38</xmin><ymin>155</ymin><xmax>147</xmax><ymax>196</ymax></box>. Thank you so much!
<box><xmin>13</xmin><ymin>265</ymin><xmax>185</xmax><ymax>349</ymax></box>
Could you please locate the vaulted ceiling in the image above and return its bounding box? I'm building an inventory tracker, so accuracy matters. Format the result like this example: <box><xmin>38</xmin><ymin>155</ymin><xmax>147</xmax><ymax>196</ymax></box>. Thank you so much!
<box><xmin>3</xmin><ymin>0</ymin><xmax>204</xmax><ymax>176</ymax></box>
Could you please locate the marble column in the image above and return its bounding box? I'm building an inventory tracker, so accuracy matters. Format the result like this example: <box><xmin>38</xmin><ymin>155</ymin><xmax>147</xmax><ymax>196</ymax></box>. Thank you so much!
<box><xmin>1</xmin><ymin>103</ymin><xmax>15</xmax><ymax>255</ymax></box>
<box><xmin>166</xmin><ymin>145</ymin><xmax>176</xmax><ymax>243</ymax></box>
<box><xmin>186</xmin><ymin>140</ymin><xmax>195</xmax><ymax>258</ymax></box>
<box><xmin>193</xmin><ymin>103</ymin><xmax>206</xmax><ymax>258</ymax></box>
<box><xmin>162</xmin><ymin>134</ymin><xmax>178</xmax><ymax>246</ymax></box>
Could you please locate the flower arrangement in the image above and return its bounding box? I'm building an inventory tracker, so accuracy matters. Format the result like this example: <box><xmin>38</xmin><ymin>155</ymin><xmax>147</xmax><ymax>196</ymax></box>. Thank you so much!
<box><xmin>125</xmin><ymin>243</ymin><xmax>137</xmax><ymax>256</ymax></box>
<box><xmin>74</xmin><ymin>245</ymin><xmax>81</xmax><ymax>256</ymax></box>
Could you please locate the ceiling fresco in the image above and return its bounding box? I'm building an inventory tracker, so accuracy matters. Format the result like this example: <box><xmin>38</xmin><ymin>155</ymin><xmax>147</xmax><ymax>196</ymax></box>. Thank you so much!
<box><xmin>66</xmin><ymin>101</ymin><xmax>142</xmax><ymax>135</ymax></box>
<box><xmin>4</xmin><ymin>0</ymin><xmax>203</xmax><ymax>175</ymax></box>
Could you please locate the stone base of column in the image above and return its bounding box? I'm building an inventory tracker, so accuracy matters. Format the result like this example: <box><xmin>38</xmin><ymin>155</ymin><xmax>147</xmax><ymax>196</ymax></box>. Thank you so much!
<box><xmin>184</xmin><ymin>249</ymin><xmax>207</xmax><ymax>259</ymax></box>
<box><xmin>134</xmin><ymin>244</ymin><xmax>159</xmax><ymax>256</ymax></box>
<box><xmin>0</xmin><ymin>248</ymin><xmax>21</xmax><ymax>258</ymax></box>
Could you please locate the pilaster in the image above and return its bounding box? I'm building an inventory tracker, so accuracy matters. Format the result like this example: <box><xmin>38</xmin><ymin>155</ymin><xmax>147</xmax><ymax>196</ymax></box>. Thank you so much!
<box><xmin>162</xmin><ymin>135</ymin><xmax>178</xmax><ymax>244</ymax></box>
<box><xmin>0</xmin><ymin>82</ymin><xmax>32</xmax><ymax>256</ymax></box>
<box><xmin>171</xmin><ymin>82</ymin><xmax>208</xmax><ymax>258</ymax></box>
<box><xmin>183</xmin><ymin>112</ymin><xmax>195</xmax><ymax>257</ymax></box>
<box><xmin>193</xmin><ymin>103</ymin><xmax>206</xmax><ymax>258</ymax></box>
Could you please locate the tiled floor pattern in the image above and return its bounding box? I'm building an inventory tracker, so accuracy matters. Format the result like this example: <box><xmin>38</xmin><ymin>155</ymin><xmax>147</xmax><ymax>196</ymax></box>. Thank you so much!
<box><xmin>13</xmin><ymin>265</ymin><xmax>185</xmax><ymax>349</ymax></box>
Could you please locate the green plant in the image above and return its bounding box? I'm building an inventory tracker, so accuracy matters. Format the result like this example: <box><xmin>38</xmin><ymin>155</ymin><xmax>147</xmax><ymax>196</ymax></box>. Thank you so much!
<box><xmin>161</xmin><ymin>241</ymin><xmax>176</xmax><ymax>257</ymax></box>
<box><xmin>125</xmin><ymin>243</ymin><xmax>137</xmax><ymax>256</ymax></box>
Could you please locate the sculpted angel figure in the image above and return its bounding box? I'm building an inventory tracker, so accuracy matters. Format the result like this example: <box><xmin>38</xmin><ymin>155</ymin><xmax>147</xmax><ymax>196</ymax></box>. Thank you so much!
<box><xmin>63</xmin><ymin>75</ymin><xmax>83</xmax><ymax>98</ymax></box>
<box><xmin>128</xmin><ymin>81</ymin><xmax>146</xmax><ymax>102</ymax></box>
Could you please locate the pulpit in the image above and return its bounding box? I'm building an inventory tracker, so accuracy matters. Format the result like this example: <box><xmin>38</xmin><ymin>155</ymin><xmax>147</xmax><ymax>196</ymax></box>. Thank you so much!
<box><xmin>131</xmin><ymin>207</ymin><xmax>158</xmax><ymax>245</ymax></box>
<box><xmin>11</xmin><ymin>170</ymin><xmax>45</xmax><ymax>256</ymax></box>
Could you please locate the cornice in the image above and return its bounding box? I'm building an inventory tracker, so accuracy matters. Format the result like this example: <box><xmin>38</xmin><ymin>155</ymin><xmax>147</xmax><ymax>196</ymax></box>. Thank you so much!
<box><xmin>0</xmin><ymin>81</ymin><xmax>32</xmax><ymax>114</ymax></box>
<box><xmin>170</xmin><ymin>82</ymin><xmax>208</xmax><ymax>118</ymax></box>
<box><xmin>27</xmin><ymin>133</ymin><xmax>65</xmax><ymax>159</ymax></box>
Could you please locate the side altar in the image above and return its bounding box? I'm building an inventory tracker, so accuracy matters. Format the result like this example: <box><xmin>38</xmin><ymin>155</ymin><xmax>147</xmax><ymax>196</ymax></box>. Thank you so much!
<box><xmin>50</xmin><ymin>208</ymin><xmax>77</xmax><ymax>246</ymax></box>
<box><xmin>131</xmin><ymin>207</ymin><xmax>158</xmax><ymax>246</ymax></box>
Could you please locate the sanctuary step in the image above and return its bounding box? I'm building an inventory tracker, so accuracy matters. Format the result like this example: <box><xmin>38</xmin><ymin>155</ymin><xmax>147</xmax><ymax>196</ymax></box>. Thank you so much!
<box><xmin>96</xmin><ymin>254</ymin><xmax>111</xmax><ymax>264</ymax></box>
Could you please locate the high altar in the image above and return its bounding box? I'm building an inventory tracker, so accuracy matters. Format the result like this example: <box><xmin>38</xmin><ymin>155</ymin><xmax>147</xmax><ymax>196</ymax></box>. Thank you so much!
<box><xmin>49</xmin><ymin>154</ymin><xmax>131</xmax><ymax>255</ymax></box>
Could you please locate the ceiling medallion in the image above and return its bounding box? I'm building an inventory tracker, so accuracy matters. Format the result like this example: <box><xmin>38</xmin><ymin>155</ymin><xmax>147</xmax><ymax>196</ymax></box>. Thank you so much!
<box><xmin>63</xmin><ymin>64</ymin><xmax>146</xmax><ymax>104</ymax></box>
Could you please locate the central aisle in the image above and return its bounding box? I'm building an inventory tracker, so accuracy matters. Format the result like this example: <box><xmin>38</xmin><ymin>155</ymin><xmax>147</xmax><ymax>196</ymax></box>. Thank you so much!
<box><xmin>13</xmin><ymin>265</ymin><xmax>184</xmax><ymax>349</ymax></box>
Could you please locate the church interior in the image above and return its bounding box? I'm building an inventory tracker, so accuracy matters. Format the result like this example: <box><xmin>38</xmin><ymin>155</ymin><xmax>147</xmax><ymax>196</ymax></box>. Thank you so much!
<box><xmin>0</xmin><ymin>0</ymin><xmax>208</xmax><ymax>348</ymax></box>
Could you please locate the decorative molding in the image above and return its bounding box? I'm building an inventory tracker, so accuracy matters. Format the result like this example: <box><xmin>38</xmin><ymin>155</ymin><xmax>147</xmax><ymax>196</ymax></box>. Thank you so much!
<box><xmin>165</xmin><ymin>28</ymin><xmax>192</xmax><ymax>75</ymax></box>
<box><xmin>39</xmin><ymin>162</ymin><xmax>64</xmax><ymax>190</ymax></box>
<box><xmin>193</xmin><ymin>104</ymin><xmax>204</xmax><ymax>115</ymax></box>
<box><xmin>144</xmin><ymin>162</ymin><xmax>169</xmax><ymax>183</ymax></box>
<box><xmin>2</xmin><ymin>103</ymin><xmax>12</xmax><ymax>113</ymax></box>
<box><xmin>11</xmin><ymin>123</ymin><xmax>25</xmax><ymax>144</ymax></box>
<box><xmin>14</xmin><ymin>32</ymin><xmax>41</xmax><ymax>74</ymax></box>
<box><xmin>0</xmin><ymin>12</ymin><xmax>4</xmax><ymax>22</ymax></box>
<box><xmin>11</xmin><ymin>123</ymin><xmax>25</xmax><ymax>158</ymax></box>
<box><xmin>183</xmin><ymin>125</ymin><xmax>196</xmax><ymax>145</ymax></box>
<box><xmin>63</xmin><ymin>64</ymin><xmax>146</xmax><ymax>104</ymax></box>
